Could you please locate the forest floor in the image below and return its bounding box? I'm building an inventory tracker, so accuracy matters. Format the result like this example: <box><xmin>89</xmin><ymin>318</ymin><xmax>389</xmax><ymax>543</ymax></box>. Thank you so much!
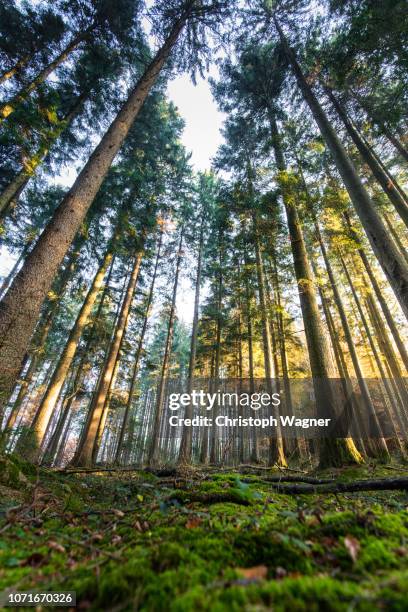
<box><xmin>0</xmin><ymin>456</ymin><xmax>408</xmax><ymax>611</ymax></box>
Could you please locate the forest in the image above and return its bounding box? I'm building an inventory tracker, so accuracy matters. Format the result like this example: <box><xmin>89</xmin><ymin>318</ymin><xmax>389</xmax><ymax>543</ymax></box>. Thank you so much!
<box><xmin>0</xmin><ymin>0</ymin><xmax>407</xmax><ymax>609</ymax></box>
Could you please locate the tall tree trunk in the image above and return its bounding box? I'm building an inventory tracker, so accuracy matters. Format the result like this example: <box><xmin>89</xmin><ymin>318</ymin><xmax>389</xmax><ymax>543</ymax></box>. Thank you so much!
<box><xmin>3</xmin><ymin>240</ymin><xmax>82</xmax><ymax>430</ymax></box>
<box><xmin>0</xmin><ymin>31</ymin><xmax>90</xmax><ymax>121</ymax></box>
<box><xmin>72</xmin><ymin>246</ymin><xmax>144</xmax><ymax>467</ymax></box>
<box><xmin>244</xmin><ymin>260</ymin><xmax>258</xmax><ymax>463</ymax></box>
<box><xmin>114</xmin><ymin>230</ymin><xmax>163</xmax><ymax>465</ymax></box>
<box><xmin>311</xmin><ymin>258</ymin><xmax>368</xmax><ymax>457</ymax></box>
<box><xmin>325</xmin><ymin>87</ymin><xmax>408</xmax><ymax>227</ymax></box>
<box><xmin>54</xmin><ymin>407</ymin><xmax>74</xmax><ymax>467</ymax></box>
<box><xmin>93</xmin><ymin>349</ymin><xmax>122</xmax><ymax>463</ymax></box>
<box><xmin>268</xmin><ymin>113</ymin><xmax>362</xmax><ymax>467</ymax></box>
<box><xmin>0</xmin><ymin>15</ymin><xmax>188</xmax><ymax>406</ymax></box>
<box><xmin>316</xmin><ymin>225</ymin><xmax>389</xmax><ymax>458</ymax></box>
<box><xmin>23</xmin><ymin>232</ymin><xmax>118</xmax><ymax>462</ymax></box>
<box><xmin>209</xmin><ymin>245</ymin><xmax>223</xmax><ymax>465</ymax></box>
<box><xmin>270</xmin><ymin>256</ymin><xmax>294</xmax><ymax>419</ymax></box>
<box><xmin>365</xmin><ymin>293</ymin><xmax>408</xmax><ymax>426</ymax></box>
<box><xmin>265</xmin><ymin>258</ymin><xmax>300</xmax><ymax>458</ymax></box>
<box><xmin>199</xmin><ymin>349</ymin><xmax>215</xmax><ymax>464</ymax></box>
<box><xmin>274</xmin><ymin>18</ymin><xmax>408</xmax><ymax>321</ymax></box>
<box><xmin>42</xmin><ymin>357</ymin><xmax>83</xmax><ymax>466</ymax></box>
<box><xmin>340</xmin><ymin>256</ymin><xmax>408</xmax><ymax>440</ymax></box>
<box><xmin>148</xmin><ymin>229</ymin><xmax>184</xmax><ymax>466</ymax></box>
<box><xmin>253</xmin><ymin>214</ymin><xmax>286</xmax><ymax>467</ymax></box>
<box><xmin>343</xmin><ymin>212</ymin><xmax>408</xmax><ymax>372</ymax></box>
<box><xmin>42</xmin><ymin>255</ymin><xmax>116</xmax><ymax>465</ymax></box>
<box><xmin>359</xmin><ymin>135</ymin><xmax>408</xmax><ymax>204</ymax></box>
<box><xmin>178</xmin><ymin>216</ymin><xmax>205</xmax><ymax>464</ymax></box>
<box><xmin>236</xmin><ymin>280</ymin><xmax>245</xmax><ymax>464</ymax></box>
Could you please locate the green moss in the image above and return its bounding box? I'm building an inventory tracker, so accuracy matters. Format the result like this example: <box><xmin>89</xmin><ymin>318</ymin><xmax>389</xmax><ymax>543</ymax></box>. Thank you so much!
<box><xmin>374</xmin><ymin>513</ymin><xmax>408</xmax><ymax>538</ymax></box>
<box><xmin>1</xmin><ymin>466</ymin><xmax>408</xmax><ymax>611</ymax></box>
<box><xmin>357</xmin><ymin>539</ymin><xmax>399</xmax><ymax>572</ymax></box>
<box><xmin>173</xmin><ymin>575</ymin><xmax>366</xmax><ymax>612</ymax></box>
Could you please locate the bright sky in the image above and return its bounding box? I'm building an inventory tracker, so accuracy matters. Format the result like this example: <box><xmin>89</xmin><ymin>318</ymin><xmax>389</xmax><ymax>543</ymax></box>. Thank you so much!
<box><xmin>167</xmin><ymin>70</ymin><xmax>225</xmax><ymax>171</ymax></box>
<box><xmin>167</xmin><ymin>71</ymin><xmax>225</xmax><ymax>323</ymax></box>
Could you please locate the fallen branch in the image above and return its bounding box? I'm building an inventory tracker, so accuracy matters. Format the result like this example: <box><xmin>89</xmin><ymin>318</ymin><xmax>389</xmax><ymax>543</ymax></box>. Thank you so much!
<box><xmin>243</xmin><ymin>476</ymin><xmax>334</xmax><ymax>485</ymax></box>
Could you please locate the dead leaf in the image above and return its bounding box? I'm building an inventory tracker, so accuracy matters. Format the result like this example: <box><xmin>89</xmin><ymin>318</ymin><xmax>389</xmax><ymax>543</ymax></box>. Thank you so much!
<box><xmin>236</xmin><ymin>565</ymin><xmax>268</xmax><ymax>581</ymax></box>
<box><xmin>344</xmin><ymin>535</ymin><xmax>360</xmax><ymax>563</ymax></box>
<box><xmin>186</xmin><ymin>517</ymin><xmax>202</xmax><ymax>529</ymax></box>
<box><xmin>113</xmin><ymin>509</ymin><xmax>125</xmax><ymax>518</ymax></box>
<box><xmin>48</xmin><ymin>540</ymin><xmax>66</xmax><ymax>554</ymax></box>
<box><xmin>91</xmin><ymin>533</ymin><xmax>103</xmax><ymax>542</ymax></box>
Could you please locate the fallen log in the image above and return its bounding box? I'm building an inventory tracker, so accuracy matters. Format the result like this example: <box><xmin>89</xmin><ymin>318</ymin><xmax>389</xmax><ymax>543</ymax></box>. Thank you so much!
<box><xmin>268</xmin><ymin>477</ymin><xmax>408</xmax><ymax>494</ymax></box>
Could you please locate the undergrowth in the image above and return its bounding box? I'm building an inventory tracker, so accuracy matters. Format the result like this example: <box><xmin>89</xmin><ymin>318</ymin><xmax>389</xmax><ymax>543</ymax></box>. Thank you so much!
<box><xmin>0</xmin><ymin>456</ymin><xmax>407</xmax><ymax>611</ymax></box>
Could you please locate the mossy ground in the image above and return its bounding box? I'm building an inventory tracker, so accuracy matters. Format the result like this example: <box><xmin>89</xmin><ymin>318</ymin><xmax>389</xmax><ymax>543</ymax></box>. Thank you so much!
<box><xmin>0</xmin><ymin>457</ymin><xmax>407</xmax><ymax>611</ymax></box>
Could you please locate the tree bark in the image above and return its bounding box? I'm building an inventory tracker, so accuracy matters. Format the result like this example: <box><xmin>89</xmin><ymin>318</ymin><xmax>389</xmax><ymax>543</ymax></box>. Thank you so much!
<box><xmin>148</xmin><ymin>229</ymin><xmax>184</xmax><ymax>466</ymax></box>
<box><xmin>178</xmin><ymin>216</ymin><xmax>205</xmax><ymax>464</ymax></box>
<box><xmin>253</xmin><ymin>214</ymin><xmax>286</xmax><ymax>467</ymax></box>
<box><xmin>263</xmin><ymin>477</ymin><xmax>408</xmax><ymax>494</ymax></box>
<box><xmin>72</xmin><ymin>246</ymin><xmax>144</xmax><ymax>467</ymax></box>
<box><xmin>339</xmin><ymin>255</ymin><xmax>407</xmax><ymax>440</ymax></box>
<box><xmin>316</xmin><ymin>225</ymin><xmax>389</xmax><ymax>458</ymax></box>
<box><xmin>270</xmin><ymin>256</ymin><xmax>296</xmax><ymax>427</ymax></box>
<box><xmin>43</xmin><ymin>255</ymin><xmax>116</xmax><ymax>465</ymax></box>
<box><xmin>209</xmin><ymin>242</ymin><xmax>223</xmax><ymax>465</ymax></box>
<box><xmin>268</xmin><ymin>113</ymin><xmax>362</xmax><ymax>467</ymax></box>
<box><xmin>3</xmin><ymin>241</ymin><xmax>82</xmax><ymax>430</ymax></box>
<box><xmin>244</xmin><ymin>259</ymin><xmax>258</xmax><ymax>463</ymax></box>
<box><xmin>23</xmin><ymin>237</ymin><xmax>117</xmax><ymax>462</ymax></box>
<box><xmin>114</xmin><ymin>230</ymin><xmax>163</xmax><ymax>465</ymax></box>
